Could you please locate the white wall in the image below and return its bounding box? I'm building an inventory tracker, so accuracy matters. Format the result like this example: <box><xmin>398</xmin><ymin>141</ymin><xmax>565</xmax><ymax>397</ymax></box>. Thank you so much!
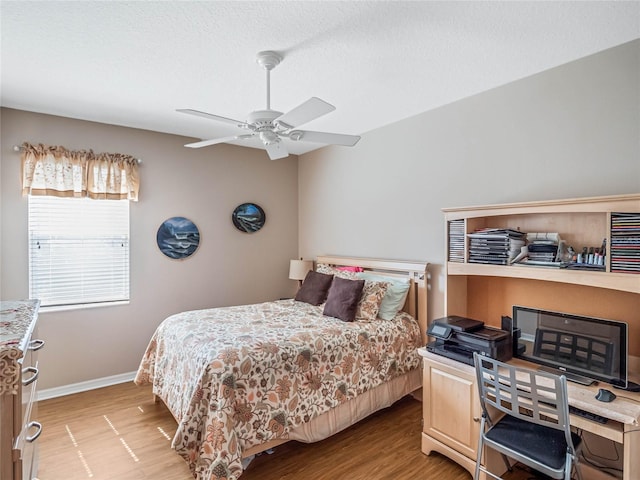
<box><xmin>298</xmin><ymin>40</ymin><xmax>640</xmax><ymax>323</ymax></box>
<box><xmin>0</xmin><ymin>109</ymin><xmax>300</xmax><ymax>389</ymax></box>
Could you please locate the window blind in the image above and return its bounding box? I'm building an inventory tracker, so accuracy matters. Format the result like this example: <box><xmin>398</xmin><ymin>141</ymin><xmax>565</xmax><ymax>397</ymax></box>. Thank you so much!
<box><xmin>28</xmin><ymin>196</ymin><xmax>130</xmax><ymax>308</ymax></box>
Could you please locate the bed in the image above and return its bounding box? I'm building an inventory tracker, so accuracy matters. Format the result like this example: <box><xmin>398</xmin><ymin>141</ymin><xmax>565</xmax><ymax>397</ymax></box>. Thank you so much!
<box><xmin>134</xmin><ymin>256</ymin><xmax>428</xmax><ymax>480</ymax></box>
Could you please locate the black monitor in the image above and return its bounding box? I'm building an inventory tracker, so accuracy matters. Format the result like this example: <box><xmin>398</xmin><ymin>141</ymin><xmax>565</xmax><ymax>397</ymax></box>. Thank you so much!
<box><xmin>513</xmin><ymin>305</ymin><xmax>629</xmax><ymax>388</ymax></box>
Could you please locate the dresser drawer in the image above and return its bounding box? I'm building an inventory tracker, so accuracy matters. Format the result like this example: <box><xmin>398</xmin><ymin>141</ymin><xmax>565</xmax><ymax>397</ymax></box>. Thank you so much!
<box><xmin>14</xmin><ymin>421</ymin><xmax>41</xmax><ymax>480</ymax></box>
<box><xmin>14</xmin><ymin>337</ymin><xmax>44</xmax><ymax>480</ymax></box>
<box><xmin>15</xmin><ymin>360</ymin><xmax>40</xmax><ymax>454</ymax></box>
<box><xmin>20</xmin><ymin>339</ymin><xmax>43</xmax><ymax>427</ymax></box>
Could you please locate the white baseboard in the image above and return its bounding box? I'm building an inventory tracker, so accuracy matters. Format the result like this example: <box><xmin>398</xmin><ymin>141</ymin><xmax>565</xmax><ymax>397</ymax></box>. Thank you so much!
<box><xmin>38</xmin><ymin>371</ymin><xmax>137</xmax><ymax>401</ymax></box>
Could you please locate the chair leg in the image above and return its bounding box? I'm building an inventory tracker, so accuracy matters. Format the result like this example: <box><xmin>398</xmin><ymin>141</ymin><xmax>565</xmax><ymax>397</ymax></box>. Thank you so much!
<box><xmin>564</xmin><ymin>453</ymin><xmax>584</xmax><ymax>480</ymax></box>
<box><xmin>474</xmin><ymin>436</ymin><xmax>484</xmax><ymax>479</ymax></box>
<box><xmin>474</xmin><ymin>419</ymin><xmax>486</xmax><ymax>480</ymax></box>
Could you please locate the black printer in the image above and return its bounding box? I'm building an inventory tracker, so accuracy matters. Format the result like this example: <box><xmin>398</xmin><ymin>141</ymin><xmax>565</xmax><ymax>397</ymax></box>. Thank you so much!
<box><xmin>426</xmin><ymin>315</ymin><xmax>512</xmax><ymax>366</ymax></box>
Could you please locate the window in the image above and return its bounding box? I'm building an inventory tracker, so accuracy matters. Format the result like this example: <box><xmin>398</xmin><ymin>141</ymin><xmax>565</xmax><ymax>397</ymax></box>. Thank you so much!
<box><xmin>28</xmin><ymin>196</ymin><xmax>130</xmax><ymax>308</ymax></box>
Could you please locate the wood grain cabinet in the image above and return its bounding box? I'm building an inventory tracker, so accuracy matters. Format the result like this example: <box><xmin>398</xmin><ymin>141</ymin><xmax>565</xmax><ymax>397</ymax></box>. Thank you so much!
<box><xmin>0</xmin><ymin>300</ymin><xmax>43</xmax><ymax>480</ymax></box>
<box><xmin>421</xmin><ymin>351</ymin><xmax>484</xmax><ymax>478</ymax></box>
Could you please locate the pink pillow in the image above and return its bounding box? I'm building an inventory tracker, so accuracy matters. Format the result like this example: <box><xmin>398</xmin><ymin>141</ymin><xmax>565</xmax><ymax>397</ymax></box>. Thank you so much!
<box><xmin>337</xmin><ymin>266</ymin><xmax>363</xmax><ymax>272</ymax></box>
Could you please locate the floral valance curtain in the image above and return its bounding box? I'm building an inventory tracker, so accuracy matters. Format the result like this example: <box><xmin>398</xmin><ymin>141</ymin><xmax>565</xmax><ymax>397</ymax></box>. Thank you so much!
<box><xmin>20</xmin><ymin>143</ymin><xmax>140</xmax><ymax>201</ymax></box>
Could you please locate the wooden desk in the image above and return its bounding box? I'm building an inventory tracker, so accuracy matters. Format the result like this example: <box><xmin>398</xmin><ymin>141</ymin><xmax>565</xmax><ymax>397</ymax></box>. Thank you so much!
<box><xmin>419</xmin><ymin>349</ymin><xmax>640</xmax><ymax>480</ymax></box>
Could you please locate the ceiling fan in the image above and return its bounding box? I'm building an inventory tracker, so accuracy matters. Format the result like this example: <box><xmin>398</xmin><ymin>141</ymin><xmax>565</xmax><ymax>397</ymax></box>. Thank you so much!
<box><xmin>177</xmin><ymin>51</ymin><xmax>361</xmax><ymax>160</ymax></box>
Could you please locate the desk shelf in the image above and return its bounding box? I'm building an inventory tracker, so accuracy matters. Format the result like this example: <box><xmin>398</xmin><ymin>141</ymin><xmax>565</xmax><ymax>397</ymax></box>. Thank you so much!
<box><xmin>442</xmin><ymin>194</ymin><xmax>640</xmax><ymax>360</ymax></box>
<box><xmin>444</xmin><ymin>194</ymin><xmax>640</xmax><ymax>292</ymax></box>
<box><xmin>447</xmin><ymin>261</ymin><xmax>639</xmax><ymax>294</ymax></box>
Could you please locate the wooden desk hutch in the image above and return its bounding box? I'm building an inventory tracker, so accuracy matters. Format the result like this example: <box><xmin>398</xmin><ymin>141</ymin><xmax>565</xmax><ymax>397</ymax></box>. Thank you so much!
<box><xmin>421</xmin><ymin>194</ymin><xmax>640</xmax><ymax>480</ymax></box>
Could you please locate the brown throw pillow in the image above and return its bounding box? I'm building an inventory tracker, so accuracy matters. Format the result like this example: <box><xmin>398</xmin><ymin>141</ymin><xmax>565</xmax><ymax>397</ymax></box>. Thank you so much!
<box><xmin>323</xmin><ymin>277</ymin><xmax>365</xmax><ymax>322</ymax></box>
<box><xmin>294</xmin><ymin>270</ymin><xmax>334</xmax><ymax>305</ymax></box>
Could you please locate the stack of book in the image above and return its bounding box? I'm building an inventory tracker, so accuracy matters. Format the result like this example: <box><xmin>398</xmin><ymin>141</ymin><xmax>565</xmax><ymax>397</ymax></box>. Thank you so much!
<box><xmin>610</xmin><ymin>213</ymin><xmax>640</xmax><ymax>274</ymax></box>
<box><xmin>524</xmin><ymin>233</ymin><xmax>561</xmax><ymax>265</ymax></box>
<box><xmin>448</xmin><ymin>220</ymin><xmax>465</xmax><ymax>263</ymax></box>
<box><xmin>467</xmin><ymin>228</ymin><xmax>525</xmax><ymax>265</ymax></box>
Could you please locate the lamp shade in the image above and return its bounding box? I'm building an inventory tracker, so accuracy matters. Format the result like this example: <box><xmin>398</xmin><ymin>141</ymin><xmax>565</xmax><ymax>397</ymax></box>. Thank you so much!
<box><xmin>289</xmin><ymin>259</ymin><xmax>313</xmax><ymax>281</ymax></box>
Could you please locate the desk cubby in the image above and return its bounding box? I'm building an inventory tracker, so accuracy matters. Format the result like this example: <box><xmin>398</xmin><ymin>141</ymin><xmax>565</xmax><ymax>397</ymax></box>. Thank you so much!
<box><xmin>442</xmin><ymin>194</ymin><xmax>640</xmax><ymax>359</ymax></box>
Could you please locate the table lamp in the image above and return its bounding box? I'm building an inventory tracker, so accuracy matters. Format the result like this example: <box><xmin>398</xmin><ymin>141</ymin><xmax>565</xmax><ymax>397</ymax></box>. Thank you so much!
<box><xmin>289</xmin><ymin>259</ymin><xmax>313</xmax><ymax>286</ymax></box>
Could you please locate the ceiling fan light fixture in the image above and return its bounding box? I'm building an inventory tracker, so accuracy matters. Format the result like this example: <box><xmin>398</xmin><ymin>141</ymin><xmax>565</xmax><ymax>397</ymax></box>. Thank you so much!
<box><xmin>259</xmin><ymin>130</ymin><xmax>280</xmax><ymax>145</ymax></box>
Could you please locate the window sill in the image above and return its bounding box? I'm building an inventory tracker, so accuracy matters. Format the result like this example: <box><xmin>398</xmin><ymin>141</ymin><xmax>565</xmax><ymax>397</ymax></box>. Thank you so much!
<box><xmin>39</xmin><ymin>300</ymin><xmax>130</xmax><ymax>314</ymax></box>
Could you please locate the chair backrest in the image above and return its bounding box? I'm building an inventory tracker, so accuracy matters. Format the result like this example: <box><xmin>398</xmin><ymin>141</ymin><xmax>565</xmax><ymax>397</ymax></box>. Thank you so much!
<box><xmin>473</xmin><ymin>352</ymin><xmax>574</xmax><ymax>450</ymax></box>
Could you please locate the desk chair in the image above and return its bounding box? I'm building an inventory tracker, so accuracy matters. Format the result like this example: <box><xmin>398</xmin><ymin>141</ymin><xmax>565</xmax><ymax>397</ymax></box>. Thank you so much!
<box><xmin>473</xmin><ymin>353</ymin><xmax>582</xmax><ymax>480</ymax></box>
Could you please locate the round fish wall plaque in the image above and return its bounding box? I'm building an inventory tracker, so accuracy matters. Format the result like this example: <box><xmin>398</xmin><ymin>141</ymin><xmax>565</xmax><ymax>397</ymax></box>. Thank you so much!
<box><xmin>232</xmin><ymin>203</ymin><xmax>265</xmax><ymax>233</ymax></box>
<box><xmin>157</xmin><ymin>216</ymin><xmax>200</xmax><ymax>259</ymax></box>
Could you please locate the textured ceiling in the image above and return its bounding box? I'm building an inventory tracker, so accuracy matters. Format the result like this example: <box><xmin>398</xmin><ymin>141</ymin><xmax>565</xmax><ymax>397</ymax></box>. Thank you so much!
<box><xmin>1</xmin><ymin>1</ymin><xmax>639</xmax><ymax>156</ymax></box>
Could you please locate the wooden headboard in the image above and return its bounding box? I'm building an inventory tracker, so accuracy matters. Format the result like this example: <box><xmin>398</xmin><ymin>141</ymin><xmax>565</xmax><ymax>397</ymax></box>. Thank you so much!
<box><xmin>316</xmin><ymin>255</ymin><xmax>429</xmax><ymax>344</ymax></box>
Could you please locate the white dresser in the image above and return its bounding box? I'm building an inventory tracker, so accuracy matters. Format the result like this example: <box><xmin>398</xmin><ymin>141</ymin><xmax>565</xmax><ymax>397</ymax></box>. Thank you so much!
<box><xmin>0</xmin><ymin>300</ymin><xmax>43</xmax><ymax>480</ymax></box>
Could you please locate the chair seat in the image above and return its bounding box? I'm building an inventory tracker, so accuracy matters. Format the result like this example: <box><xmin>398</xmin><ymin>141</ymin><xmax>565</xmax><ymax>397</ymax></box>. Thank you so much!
<box><xmin>485</xmin><ymin>415</ymin><xmax>582</xmax><ymax>470</ymax></box>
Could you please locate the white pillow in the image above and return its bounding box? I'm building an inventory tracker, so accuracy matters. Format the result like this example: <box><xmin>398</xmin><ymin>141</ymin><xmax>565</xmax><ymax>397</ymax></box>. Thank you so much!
<box><xmin>356</xmin><ymin>272</ymin><xmax>411</xmax><ymax>320</ymax></box>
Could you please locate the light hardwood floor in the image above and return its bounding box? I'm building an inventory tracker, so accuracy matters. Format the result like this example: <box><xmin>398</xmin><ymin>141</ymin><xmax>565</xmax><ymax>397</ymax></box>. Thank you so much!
<box><xmin>36</xmin><ymin>382</ymin><xmax>542</xmax><ymax>480</ymax></box>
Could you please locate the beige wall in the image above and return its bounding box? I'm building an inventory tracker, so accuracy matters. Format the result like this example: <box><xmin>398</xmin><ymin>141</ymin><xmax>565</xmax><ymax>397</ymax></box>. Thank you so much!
<box><xmin>298</xmin><ymin>40</ymin><xmax>640</xmax><ymax>324</ymax></box>
<box><xmin>0</xmin><ymin>108</ymin><xmax>299</xmax><ymax>389</ymax></box>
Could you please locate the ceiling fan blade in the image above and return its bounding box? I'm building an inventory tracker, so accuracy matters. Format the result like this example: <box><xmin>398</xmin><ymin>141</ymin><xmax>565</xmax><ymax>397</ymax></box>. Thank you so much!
<box><xmin>265</xmin><ymin>141</ymin><xmax>289</xmax><ymax>160</ymax></box>
<box><xmin>184</xmin><ymin>134</ymin><xmax>255</xmax><ymax>148</ymax></box>
<box><xmin>291</xmin><ymin>130</ymin><xmax>361</xmax><ymax>147</ymax></box>
<box><xmin>275</xmin><ymin>97</ymin><xmax>335</xmax><ymax>129</ymax></box>
<box><xmin>177</xmin><ymin>108</ymin><xmax>248</xmax><ymax>128</ymax></box>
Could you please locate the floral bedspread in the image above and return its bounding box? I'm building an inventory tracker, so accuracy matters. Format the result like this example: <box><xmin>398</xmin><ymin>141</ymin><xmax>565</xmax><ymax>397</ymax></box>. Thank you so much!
<box><xmin>134</xmin><ymin>299</ymin><xmax>421</xmax><ymax>480</ymax></box>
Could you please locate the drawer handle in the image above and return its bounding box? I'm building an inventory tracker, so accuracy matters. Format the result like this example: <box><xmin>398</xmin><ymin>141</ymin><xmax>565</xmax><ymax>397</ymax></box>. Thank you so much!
<box><xmin>29</xmin><ymin>339</ymin><xmax>45</xmax><ymax>351</ymax></box>
<box><xmin>473</xmin><ymin>417</ymin><xmax>480</xmax><ymax>423</ymax></box>
<box><xmin>26</xmin><ymin>421</ymin><xmax>43</xmax><ymax>443</ymax></box>
<box><xmin>22</xmin><ymin>366</ymin><xmax>39</xmax><ymax>386</ymax></box>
